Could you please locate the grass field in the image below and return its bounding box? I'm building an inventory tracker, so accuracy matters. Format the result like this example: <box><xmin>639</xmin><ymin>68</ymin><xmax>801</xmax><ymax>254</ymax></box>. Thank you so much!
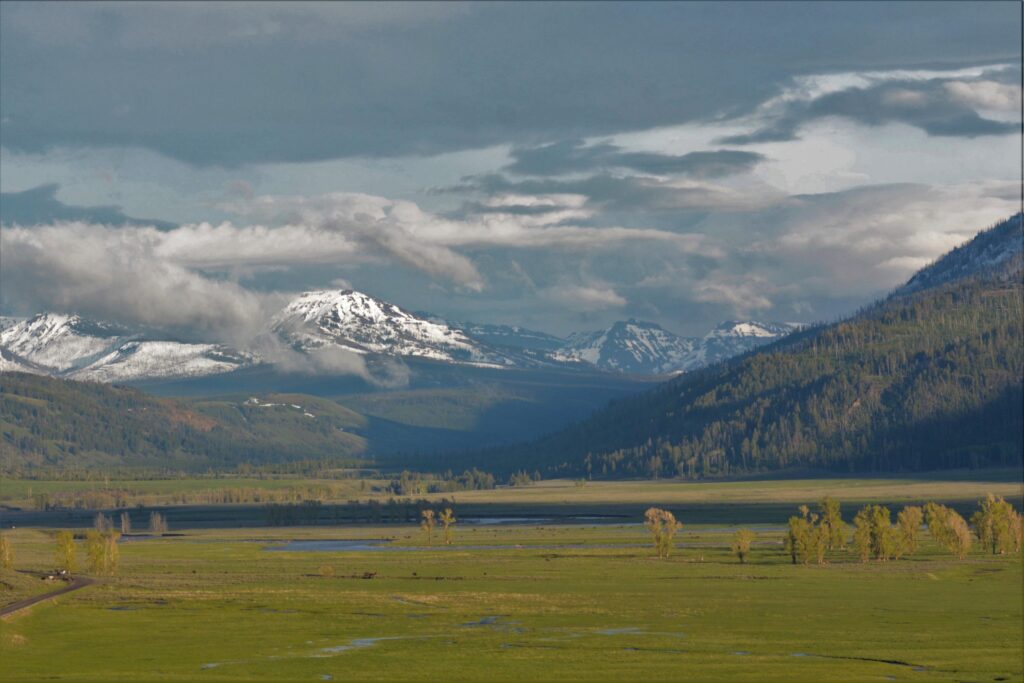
<box><xmin>2</xmin><ymin>469</ymin><xmax>1021</xmax><ymax>508</ymax></box>
<box><xmin>1</xmin><ymin>479</ymin><xmax>1022</xmax><ymax>682</ymax></box>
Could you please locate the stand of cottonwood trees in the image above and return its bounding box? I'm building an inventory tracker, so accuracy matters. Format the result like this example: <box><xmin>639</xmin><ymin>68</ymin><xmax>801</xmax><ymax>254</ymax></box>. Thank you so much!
<box><xmin>640</xmin><ymin>495</ymin><xmax>1022</xmax><ymax>564</ymax></box>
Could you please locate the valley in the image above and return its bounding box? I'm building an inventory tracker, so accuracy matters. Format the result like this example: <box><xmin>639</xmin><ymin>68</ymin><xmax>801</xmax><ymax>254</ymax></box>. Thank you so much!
<box><xmin>0</xmin><ymin>476</ymin><xmax>1021</xmax><ymax>682</ymax></box>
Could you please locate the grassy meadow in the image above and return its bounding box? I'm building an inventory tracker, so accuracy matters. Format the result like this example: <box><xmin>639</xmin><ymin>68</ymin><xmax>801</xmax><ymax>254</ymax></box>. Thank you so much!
<box><xmin>1</xmin><ymin>477</ymin><xmax>1022</xmax><ymax>681</ymax></box>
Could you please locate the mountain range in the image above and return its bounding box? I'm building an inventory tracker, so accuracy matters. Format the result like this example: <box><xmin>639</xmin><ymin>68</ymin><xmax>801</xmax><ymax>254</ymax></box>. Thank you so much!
<box><xmin>0</xmin><ymin>293</ymin><xmax>799</xmax><ymax>383</ymax></box>
<box><xmin>464</xmin><ymin>214</ymin><xmax>1023</xmax><ymax>477</ymax></box>
<box><xmin>4</xmin><ymin>214</ymin><xmax>1019</xmax><ymax>476</ymax></box>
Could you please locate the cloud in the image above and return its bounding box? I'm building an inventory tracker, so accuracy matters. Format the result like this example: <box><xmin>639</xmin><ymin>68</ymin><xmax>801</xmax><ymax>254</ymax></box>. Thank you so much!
<box><xmin>2</xmin><ymin>3</ymin><xmax>1017</xmax><ymax>164</ymax></box>
<box><xmin>944</xmin><ymin>80</ymin><xmax>1021</xmax><ymax>112</ymax></box>
<box><xmin>1</xmin><ymin>222</ymin><xmax>278</xmax><ymax>342</ymax></box>
<box><xmin>246</xmin><ymin>334</ymin><xmax>410</xmax><ymax>387</ymax></box>
<box><xmin>452</xmin><ymin>173</ymin><xmax>781</xmax><ymax>214</ymax></box>
<box><xmin>505</xmin><ymin>139</ymin><xmax>765</xmax><ymax>178</ymax></box>
<box><xmin>0</xmin><ymin>183</ymin><xmax>177</xmax><ymax>229</ymax></box>
<box><xmin>0</xmin><ymin>190</ymin><xmax>723</xmax><ymax>338</ymax></box>
<box><xmin>221</xmin><ymin>190</ymin><xmax>720</xmax><ymax>258</ymax></box>
<box><xmin>544</xmin><ymin>284</ymin><xmax>627</xmax><ymax>311</ymax></box>
<box><xmin>721</xmin><ymin>67</ymin><xmax>1020</xmax><ymax>144</ymax></box>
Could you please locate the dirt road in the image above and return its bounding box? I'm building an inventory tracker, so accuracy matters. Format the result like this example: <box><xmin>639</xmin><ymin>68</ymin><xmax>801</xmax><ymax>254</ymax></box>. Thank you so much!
<box><xmin>0</xmin><ymin>577</ymin><xmax>95</xmax><ymax>618</ymax></box>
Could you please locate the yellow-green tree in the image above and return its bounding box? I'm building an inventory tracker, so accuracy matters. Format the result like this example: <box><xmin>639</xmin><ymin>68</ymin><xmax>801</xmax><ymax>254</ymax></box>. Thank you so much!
<box><xmin>852</xmin><ymin>509</ymin><xmax>873</xmax><ymax>562</ymax></box>
<box><xmin>785</xmin><ymin>505</ymin><xmax>826</xmax><ymax>565</ymax></box>
<box><xmin>86</xmin><ymin>531</ymin><xmax>104</xmax><ymax>574</ymax></box>
<box><xmin>852</xmin><ymin>505</ymin><xmax>898</xmax><ymax>561</ymax></box>
<box><xmin>420</xmin><ymin>509</ymin><xmax>436</xmax><ymax>546</ymax></box>
<box><xmin>439</xmin><ymin>508</ymin><xmax>456</xmax><ymax>546</ymax></box>
<box><xmin>970</xmin><ymin>494</ymin><xmax>1020</xmax><ymax>555</ymax></box>
<box><xmin>925</xmin><ymin>502</ymin><xmax>972</xmax><ymax>559</ymax></box>
<box><xmin>731</xmin><ymin>529</ymin><xmax>755</xmax><ymax>564</ymax></box>
<box><xmin>104</xmin><ymin>531</ymin><xmax>121</xmax><ymax>575</ymax></box>
<box><xmin>644</xmin><ymin>507</ymin><xmax>680</xmax><ymax>558</ymax></box>
<box><xmin>818</xmin><ymin>497</ymin><xmax>847</xmax><ymax>550</ymax></box>
<box><xmin>86</xmin><ymin>530</ymin><xmax>121</xmax><ymax>575</ymax></box>
<box><xmin>645</xmin><ymin>507</ymin><xmax>665</xmax><ymax>556</ymax></box>
<box><xmin>56</xmin><ymin>530</ymin><xmax>77</xmax><ymax>572</ymax></box>
<box><xmin>0</xmin><ymin>533</ymin><xmax>13</xmax><ymax>570</ymax></box>
<box><xmin>896</xmin><ymin>505</ymin><xmax>924</xmax><ymax>557</ymax></box>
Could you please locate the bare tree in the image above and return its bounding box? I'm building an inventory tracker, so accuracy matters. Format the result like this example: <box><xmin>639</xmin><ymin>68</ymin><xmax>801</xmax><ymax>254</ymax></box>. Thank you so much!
<box><xmin>120</xmin><ymin>511</ymin><xmax>132</xmax><ymax>535</ymax></box>
<box><xmin>731</xmin><ymin>529</ymin><xmax>755</xmax><ymax>564</ymax></box>
<box><xmin>439</xmin><ymin>508</ymin><xmax>456</xmax><ymax>546</ymax></box>
<box><xmin>420</xmin><ymin>509</ymin><xmax>436</xmax><ymax>546</ymax></box>
<box><xmin>149</xmin><ymin>512</ymin><xmax>168</xmax><ymax>535</ymax></box>
<box><xmin>94</xmin><ymin>512</ymin><xmax>112</xmax><ymax>533</ymax></box>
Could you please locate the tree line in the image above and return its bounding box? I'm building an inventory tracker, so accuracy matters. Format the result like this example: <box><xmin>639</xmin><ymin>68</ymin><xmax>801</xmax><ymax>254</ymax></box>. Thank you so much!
<box><xmin>643</xmin><ymin>494</ymin><xmax>1022</xmax><ymax>565</ymax></box>
<box><xmin>474</xmin><ymin>250</ymin><xmax>1023</xmax><ymax>480</ymax></box>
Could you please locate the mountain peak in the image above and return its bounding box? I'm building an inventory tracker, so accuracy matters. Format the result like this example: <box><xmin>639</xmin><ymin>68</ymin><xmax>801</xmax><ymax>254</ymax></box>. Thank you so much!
<box><xmin>274</xmin><ymin>289</ymin><xmax>491</xmax><ymax>364</ymax></box>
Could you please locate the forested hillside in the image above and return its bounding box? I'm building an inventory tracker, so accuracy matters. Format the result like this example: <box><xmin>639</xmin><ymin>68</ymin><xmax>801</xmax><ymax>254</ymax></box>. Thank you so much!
<box><xmin>477</xmin><ymin>215</ymin><xmax>1023</xmax><ymax>478</ymax></box>
<box><xmin>0</xmin><ymin>375</ymin><xmax>367</xmax><ymax>473</ymax></box>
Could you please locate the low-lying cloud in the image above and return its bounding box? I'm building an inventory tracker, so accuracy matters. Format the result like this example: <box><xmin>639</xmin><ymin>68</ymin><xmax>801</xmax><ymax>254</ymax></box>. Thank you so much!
<box><xmin>1</xmin><ymin>222</ymin><xmax>278</xmax><ymax>342</ymax></box>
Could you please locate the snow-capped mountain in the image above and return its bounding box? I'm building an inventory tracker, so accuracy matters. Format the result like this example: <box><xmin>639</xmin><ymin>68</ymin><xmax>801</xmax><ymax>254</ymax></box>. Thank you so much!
<box><xmin>72</xmin><ymin>341</ymin><xmax>253</xmax><ymax>382</ymax></box>
<box><xmin>681</xmin><ymin>320</ymin><xmax>802</xmax><ymax>371</ymax></box>
<box><xmin>272</xmin><ymin>290</ymin><xmax>510</xmax><ymax>367</ymax></box>
<box><xmin>0</xmin><ymin>313</ymin><xmax>253</xmax><ymax>382</ymax></box>
<box><xmin>0</xmin><ymin>313</ymin><xmax>128</xmax><ymax>372</ymax></box>
<box><xmin>552</xmin><ymin>319</ymin><xmax>800</xmax><ymax>374</ymax></box>
<box><xmin>3</xmin><ymin>295</ymin><xmax>804</xmax><ymax>384</ymax></box>
<box><xmin>554</xmin><ymin>319</ymin><xmax>696</xmax><ymax>375</ymax></box>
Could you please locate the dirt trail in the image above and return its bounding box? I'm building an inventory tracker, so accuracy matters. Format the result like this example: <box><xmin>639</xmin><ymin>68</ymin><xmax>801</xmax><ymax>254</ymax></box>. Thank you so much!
<box><xmin>0</xmin><ymin>577</ymin><xmax>95</xmax><ymax>618</ymax></box>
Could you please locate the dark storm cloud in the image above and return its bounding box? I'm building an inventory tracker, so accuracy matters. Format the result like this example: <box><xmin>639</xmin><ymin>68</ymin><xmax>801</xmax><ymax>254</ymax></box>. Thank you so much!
<box><xmin>1</xmin><ymin>2</ymin><xmax>1018</xmax><ymax>165</ymax></box>
<box><xmin>505</xmin><ymin>140</ymin><xmax>765</xmax><ymax>178</ymax></box>
<box><xmin>722</xmin><ymin>75</ymin><xmax>1019</xmax><ymax>144</ymax></box>
<box><xmin>0</xmin><ymin>184</ymin><xmax>177</xmax><ymax>229</ymax></box>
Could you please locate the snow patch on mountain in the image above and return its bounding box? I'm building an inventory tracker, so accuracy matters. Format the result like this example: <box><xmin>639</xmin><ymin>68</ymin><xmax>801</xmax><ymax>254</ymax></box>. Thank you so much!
<box><xmin>554</xmin><ymin>320</ymin><xmax>696</xmax><ymax>375</ymax></box>
<box><xmin>555</xmin><ymin>319</ymin><xmax>802</xmax><ymax>374</ymax></box>
<box><xmin>899</xmin><ymin>213</ymin><xmax>1023</xmax><ymax>295</ymax></box>
<box><xmin>0</xmin><ymin>314</ymin><xmax>126</xmax><ymax>372</ymax></box>
<box><xmin>681</xmin><ymin>320</ymin><xmax>802</xmax><ymax>371</ymax></box>
<box><xmin>0</xmin><ymin>313</ymin><xmax>254</xmax><ymax>382</ymax></box>
<box><xmin>72</xmin><ymin>341</ymin><xmax>253</xmax><ymax>382</ymax></box>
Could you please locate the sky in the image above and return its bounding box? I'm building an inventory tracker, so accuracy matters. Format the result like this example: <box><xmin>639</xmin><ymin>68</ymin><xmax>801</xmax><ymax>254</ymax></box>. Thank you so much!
<box><xmin>1</xmin><ymin>1</ymin><xmax>1021</xmax><ymax>342</ymax></box>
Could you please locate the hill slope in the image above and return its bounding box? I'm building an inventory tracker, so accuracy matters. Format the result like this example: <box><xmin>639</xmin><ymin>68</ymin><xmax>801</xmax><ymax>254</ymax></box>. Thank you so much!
<box><xmin>483</xmin><ymin>214</ymin><xmax>1024</xmax><ymax>478</ymax></box>
<box><xmin>0</xmin><ymin>374</ymin><xmax>367</xmax><ymax>473</ymax></box>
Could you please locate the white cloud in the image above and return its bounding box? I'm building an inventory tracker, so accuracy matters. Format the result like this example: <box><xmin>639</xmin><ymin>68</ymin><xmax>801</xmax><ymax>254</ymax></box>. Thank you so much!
<box><xmin>945</xmin><ymin>80</ymin><xmax>1021</xmax><ymax>113</ymax></box>
<box><xmin>544</xmin><ymin>284</ymin><xmax>627</xmax><ymax>311</ymax></box>
<box><xmin>1</xmin><ymin>222</ymin><xmax>279</xmax><ymax>342</ymax></box>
